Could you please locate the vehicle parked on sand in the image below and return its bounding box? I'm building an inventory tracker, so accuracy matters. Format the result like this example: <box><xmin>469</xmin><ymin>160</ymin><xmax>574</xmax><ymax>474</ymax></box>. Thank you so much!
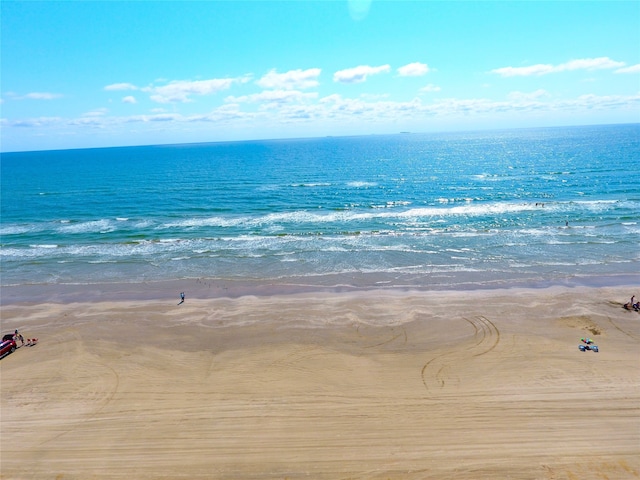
<box><xmin>0</xmin><ymin>339</ymin><xmax>17</xmax><ymax>359</ymax></box>
<box><xmin>3</xmin><ymin>332</ymin><xmax>24</xmax><ymax>346</ymax></box>
<box><xmin>579</xmin><ymin>344</ymin><xmax>599</xmax><ymax>352</ymax></box>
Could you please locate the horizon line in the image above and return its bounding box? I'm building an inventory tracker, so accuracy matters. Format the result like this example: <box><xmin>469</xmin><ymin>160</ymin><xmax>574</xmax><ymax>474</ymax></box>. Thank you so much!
<box><xmin>2</xmin><ymin>121</ymin><xmax>638</xmax><ymax>155</ymax></box>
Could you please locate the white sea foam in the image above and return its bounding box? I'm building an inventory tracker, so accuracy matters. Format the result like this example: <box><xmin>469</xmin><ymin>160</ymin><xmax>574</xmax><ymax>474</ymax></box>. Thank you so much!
<box><xmin>186</xmin><ymin>202</ymin><xmax>541</xmax><ymax>228</ymax></box>
<box><xmin>347</xmin><ymin>181</ymin><xmax>377</xmax><ymax>188</ymax></box>
<box><xmin>98</xmin><ymin>199</ymin><xmax>632</xmax><ymax>237</ymax></box>
<box><xmin>58</xmin><ymin>219</ymin><xmax>115</xmax><ymax>234</ymax></box>
<box><xmin>291</xmin><ymin>182</ymin><xmax>331</xmax><ymax>187</ymax></box>
<box><xmin>162</xmin><ymin>216</ymin><xmax>249</xmax><ymax>229</ymax></box>
<box><xmin>0</xmin><ymin>225</ymin><xmax>32</xmax><ymax>235</ymax></box>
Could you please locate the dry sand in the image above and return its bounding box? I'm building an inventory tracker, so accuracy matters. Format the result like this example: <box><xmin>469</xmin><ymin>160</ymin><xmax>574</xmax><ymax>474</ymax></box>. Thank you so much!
<box><xmin>1</xmin><ymin>286</ymin><xmax>639</xmax><ymax>479</ymax></box>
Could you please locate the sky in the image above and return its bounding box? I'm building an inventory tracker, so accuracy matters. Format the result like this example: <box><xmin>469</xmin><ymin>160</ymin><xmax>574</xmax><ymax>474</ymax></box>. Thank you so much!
<box><xmin>1</xmin><ymin>0</ymin><xmax>639</xmax><ymax>152</ymax></box>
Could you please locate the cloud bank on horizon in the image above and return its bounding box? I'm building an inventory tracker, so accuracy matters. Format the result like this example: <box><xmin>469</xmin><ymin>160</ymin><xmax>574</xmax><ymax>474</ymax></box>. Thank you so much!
<box><xmin>1</xmin><ymin>1</ymin><xmax>638</xmax><ymax>152</ymax></box>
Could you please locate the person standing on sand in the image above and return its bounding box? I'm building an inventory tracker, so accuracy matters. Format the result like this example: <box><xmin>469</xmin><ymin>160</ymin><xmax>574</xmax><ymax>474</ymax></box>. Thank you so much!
<box><xmin>178</xmin><ymin>292</ymin><xmax>185</xmax><ymax>305</ymax></box>
<box><xmin>13</xmin><ymin>329</ymin><xmax>24</xmax><ymax>346</ymax></box>
<box><xmin>624</xmin><ymin>295</ymin><xmax>636</xmax><ymax>310</ymax></box>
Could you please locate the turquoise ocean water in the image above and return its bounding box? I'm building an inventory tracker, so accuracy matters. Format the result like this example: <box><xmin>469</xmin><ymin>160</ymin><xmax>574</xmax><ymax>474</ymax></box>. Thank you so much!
<box><xmin>1</xmin><ymin>124</ymin><xmax>639</xmax><ymax>298</ymax></box>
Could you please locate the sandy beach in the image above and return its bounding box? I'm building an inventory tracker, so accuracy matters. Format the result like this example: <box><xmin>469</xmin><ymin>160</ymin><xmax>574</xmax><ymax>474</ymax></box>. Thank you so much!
<box><xmin>1</xmin><ymin>286</ymin><xmax>639</xmax><ymax>479</ymax></box>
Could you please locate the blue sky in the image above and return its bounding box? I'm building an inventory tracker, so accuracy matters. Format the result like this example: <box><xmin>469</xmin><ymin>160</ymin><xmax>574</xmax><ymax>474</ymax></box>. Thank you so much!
<box><xmin>1</xmin><ymin>1</ymin><xmax>639</xmax><ymax>152</ymax></box>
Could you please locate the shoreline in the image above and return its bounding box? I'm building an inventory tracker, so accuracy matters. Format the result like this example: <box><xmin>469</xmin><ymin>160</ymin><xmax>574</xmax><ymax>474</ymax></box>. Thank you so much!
<box><xmin>1</xmin><ymin>272</ymin><xmax>638</xmax><ymax>305</ymax></box>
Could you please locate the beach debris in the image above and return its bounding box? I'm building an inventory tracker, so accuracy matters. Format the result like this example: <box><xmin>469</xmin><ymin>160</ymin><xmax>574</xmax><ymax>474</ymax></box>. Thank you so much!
<box><xmin>578</xmin><ymin>344</ymin><xmax>599</xmax><ymax>352</ymax></box>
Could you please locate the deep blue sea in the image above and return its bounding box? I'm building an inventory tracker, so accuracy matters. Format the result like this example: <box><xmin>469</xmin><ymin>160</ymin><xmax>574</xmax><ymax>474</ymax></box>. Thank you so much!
<box><xmin>2</xmin><ymin>124</ymin><xmax>639</xmax><ymax>296</ymax></box>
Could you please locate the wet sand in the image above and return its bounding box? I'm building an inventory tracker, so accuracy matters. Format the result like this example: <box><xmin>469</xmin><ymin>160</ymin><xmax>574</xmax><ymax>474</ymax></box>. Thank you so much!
<box><xmin>1</xmin><ymin>286</ymin><xmax>639</xmax><ymax>479</ymax></box>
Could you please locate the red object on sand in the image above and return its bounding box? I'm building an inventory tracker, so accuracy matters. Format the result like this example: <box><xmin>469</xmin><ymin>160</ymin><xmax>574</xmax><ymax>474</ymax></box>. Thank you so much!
<box><xmin>0</xmin><ymin>339</ymin><xmax>17</xmax><ymax>358</ymax></box>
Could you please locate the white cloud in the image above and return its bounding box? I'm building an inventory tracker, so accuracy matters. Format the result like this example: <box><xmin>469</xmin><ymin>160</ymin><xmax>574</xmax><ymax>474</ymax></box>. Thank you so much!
<box><xmin>397</xmin><ymin>62</ymin><xmax>430</xmax><ymax>77</ymax></box>
<box><xmin>68</xmin><ymin>117</ymin><xmax>107</xmax><ymax>127</ymax></box>
<box><xmin>147</xmin><ymin>76</ymin><xmax>249</xmax><ymax>103</ymax></box>
<box><xmin>570</xmin><ymin>93</ymin><xmax>640</xmax><ymax>110</ymax></box>
<box><xmin>420</xmin><ymin>84</ymin><xmax>441</xmax><ymax>93</ymax></box>
<box><xmin>11</xmin><ymin>117</ymin><xmax>63</xmax><ymax>127</ymax></box>
<box><xmin>126</xmin><ymin>113</ymin><xmax>184</xmax><ymax>123</ymax></box>
<box><xmin>23</xmin><ymin>92</ymin><xmax>62</xmax><ymax>100</ymax></box>
<box><xmin>191</xmin><ymin>104</ymin><xmax>256</xmax><ymax>123</ymax></box>
<box><xmin>319</xmin><ymin>94</ymin><xmax>423</xmax><ymax>119</ymax></box>
<box><xmin>562</xmin><ymin>57</ymin><xmax>625</xmax><ymax>71</ymax></box>
<box><xmin>104</xmin><ymin>82</ymin><xmax>138</xmax><ymax>91</ymax></box>
<box><xmin>333</xmin><ymin>64</ymin><xmax>391</xmax><ymax>83</ymax></box>
<box><xmin>5</xmin><ymin>88</ymin><xmax>639</xmax><ymax>140</ymax></box>
<box><xmin>360</xmin><ymin>93</ymin><xmax>390</xmax><ymax>100</ymax></box>
<box><xmin>507</xmin><ymin>89</ymin><xmax>550</xmax><ymax>101</ymax></box>
<box><xmin>147</xmin><ymin>113</ymin><xmax>182</xmax><ymax>122</ymax></box>
<box><xmin>317</xmin><ymin>91</ymin><xmax>640</xmax><ymax>122</ymax></box>
<box><xmin>492</xmin><ymin>64</ymin><xmax>555</xmax><ymax>77</ymax></box>
<box><xmin>615</xmin><ymin>64</ymin><xmax>640</xmax><ymax>74</ymax></box>
<box><xmin>122</xmin><ymin>96</ymin><xmax>137</xmax><ymax>104</ymax></box>
<box><xmin>227</xmin><ymin>90</ymin><xmax>318</xmax><ymax>107</ymax></box>
<box><xmin>83</xmin><ymin>108</ymin><xmax>109</xmax><ymax>117</ymax></box>
<box><xmin>319</xmin><ymin>94</ymin><xmax>342</xmax><ymax>104</ymax></box>
<box><xmin>256</xmin><ymin>68</ymin><xmax>321</xmax><ymax>90</ymax></box>
<box><xmin>492</xmin><ymin>57</ymin><xmax>626</xmax><ymax>77</ymax></box>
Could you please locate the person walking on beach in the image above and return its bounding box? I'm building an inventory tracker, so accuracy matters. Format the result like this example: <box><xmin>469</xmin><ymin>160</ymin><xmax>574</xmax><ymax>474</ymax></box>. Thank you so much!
<box><xmin>178</xmin><ymin>292</ymin><xmax>185</xmax><ymax>305</ymax></box>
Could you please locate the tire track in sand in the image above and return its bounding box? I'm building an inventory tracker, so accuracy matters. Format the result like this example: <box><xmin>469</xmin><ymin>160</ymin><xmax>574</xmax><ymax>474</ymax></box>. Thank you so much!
<box><xmin>38</xmin><ymin>344</ymin><xmax>121</xmax><ymax>447</ymax></box>
<box><xmin>352</xmin><ymin>321</ymin><xmax>408</xmax><ymax>350</ymax></box>
<box><xmin>607</xmin><ymin>315</ymin><xmax>640</xmax><ymax>341</ymax></box>
<box><xmin>362</xmin><ymin>326</ymin><xmax>407</xmax><ymax>349</ymax></box>
<box><xmin>421</xmin><ymin>316</ymin><xmax>499</xmax><ymax>396</ymax></box>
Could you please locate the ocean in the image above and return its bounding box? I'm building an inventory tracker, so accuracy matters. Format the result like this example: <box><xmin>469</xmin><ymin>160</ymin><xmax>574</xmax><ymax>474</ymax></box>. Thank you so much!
<box><xmin>1</xmin><ymin>124</ymin><xmax>639</xmax><ymax>299</ymax></box>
